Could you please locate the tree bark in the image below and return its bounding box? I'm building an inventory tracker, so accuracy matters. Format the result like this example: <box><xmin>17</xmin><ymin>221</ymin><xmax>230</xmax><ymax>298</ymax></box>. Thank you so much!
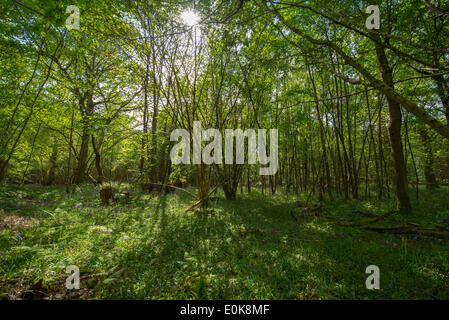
<box><xmin>418</xmin><ymin>127</ymin><xmax>439</xmax><ymax>188</ymax></box>
<box><xmin>43</xmin><ymin>141</ymin><xmax>58</xmax><ymax>186</ymax></box>
<box><xmin>374</xmin><ymin>39</ymin><xmax>411</xmax><ymax>214</ymax></box>
<box><xmin>91</xmin><ymin>135</ymin><xmax>104</xmax><ymax>184</ymax></box>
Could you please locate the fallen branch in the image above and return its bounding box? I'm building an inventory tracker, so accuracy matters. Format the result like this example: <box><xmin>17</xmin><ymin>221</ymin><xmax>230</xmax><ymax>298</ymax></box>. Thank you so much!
<box><xmin>364</xmin><ymin>225</ymin><xmax>449</xmax><ymax>239</ymax></box>
<box><xmin>336</xmin><ymin>210</ymin><xmax>397</xmax><ymax>227</ymax></box>
<box><xmin>318</xmin><ymin>211</ymin><xmax>449</xmax><ymax>239</ymax></box>
<box><xmin>184</xmin><ymin>185</ymin><xmax>219</xmax><ymax>213</ymax></box>
<box><xmin>142</xmin><ymin>182</ymin><xmax>196</xmax><ymax>197</ymax></box>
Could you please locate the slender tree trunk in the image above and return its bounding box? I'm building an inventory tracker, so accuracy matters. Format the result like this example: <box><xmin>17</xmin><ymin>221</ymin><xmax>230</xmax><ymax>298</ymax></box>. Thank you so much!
<box><xmin>247</xmin><ymin>167</ymin><xmax>251</xmax><ymax>194</ymax></box>
<box><xmin>91</xmin><ymin>135</ymin><xmax>104</xmax><ymax>184</ymax></box>
<box><xmin>74</xmin><ymin>128</ymin><xmax>89</xmax><ymax>184</ymax></box>
<box><xmin>21</xmin><ymin>123</ymin><xmax>42</xmax><ymax>185</ymax></box>
<box><xmin>66</xmin><ymin>108</ymin><xmax>75</xmax><ymax>194</ymax></box>
<box><xmin>375</xmin><ymin>39</ymin><xmax>411</xmax><ymax>214</ymax></box>
<box><xmin>418</xmin><ymin>127</ymin><xmax>439</xmax><ymax>188</ymax></box>
<box><xmin>307</xmin><ymin>63</ymin><xmax>333</xmax><ymax>200</ymax></box>
<box><xmin>74</xmin><ymin>91</ymin><xmax>94</xmax><ymax>184</ymax></box>
<box><xmin>43</xmin><ymin>141</ymin><xmax>58</xmax><ymax>186</ymax></box>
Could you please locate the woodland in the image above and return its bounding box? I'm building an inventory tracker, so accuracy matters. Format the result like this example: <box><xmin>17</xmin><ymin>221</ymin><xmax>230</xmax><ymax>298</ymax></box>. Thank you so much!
<box><xmin>0</xmin><ymin>0</ymin><xmax>448</xmax><ymax>300</ymax></box>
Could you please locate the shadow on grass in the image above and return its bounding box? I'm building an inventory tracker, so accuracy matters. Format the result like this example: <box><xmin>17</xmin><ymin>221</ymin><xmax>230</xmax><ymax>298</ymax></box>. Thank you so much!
<box><xmin>1</xmin><ymin>185</ymin><xmax>448</xmax><ymax>299</ymax></box>
<box><xmin>103</xmin><ymin>192</ymin><xmax>449</xmax><ymax>299</ymax></box>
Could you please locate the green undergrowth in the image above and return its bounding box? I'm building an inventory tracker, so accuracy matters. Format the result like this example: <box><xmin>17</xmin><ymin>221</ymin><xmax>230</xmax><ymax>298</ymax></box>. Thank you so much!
<box><xmin>0</xmin><ymin>184</ymin><xmax>448</xmax><ymax>299</ymax></box>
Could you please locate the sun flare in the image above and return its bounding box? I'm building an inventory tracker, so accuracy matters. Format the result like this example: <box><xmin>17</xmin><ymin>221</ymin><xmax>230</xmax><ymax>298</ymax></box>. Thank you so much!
<box><xmin>180</xmin><ymin>9</ymin><xmax>200</xmax><ymax>26</ymax></box>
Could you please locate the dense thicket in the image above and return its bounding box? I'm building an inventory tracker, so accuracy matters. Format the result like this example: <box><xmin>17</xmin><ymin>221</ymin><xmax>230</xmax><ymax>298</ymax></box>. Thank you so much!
<box><xmin>1</xmin><ymin>0</ymin><xmax>449</xmax><ymax>214</ymax></box>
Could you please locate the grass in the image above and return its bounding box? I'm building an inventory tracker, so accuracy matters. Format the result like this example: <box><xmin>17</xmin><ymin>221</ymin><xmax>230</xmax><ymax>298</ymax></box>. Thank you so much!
<box><xmin>0</xmin><ymin>184</ymin><xmax>448</xmax><ymax>299</ymax></box>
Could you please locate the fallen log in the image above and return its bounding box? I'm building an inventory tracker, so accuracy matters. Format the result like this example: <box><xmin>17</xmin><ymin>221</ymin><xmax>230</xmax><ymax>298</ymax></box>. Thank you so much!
<box><xmin>314</xmin><ymin>210</ymin><xmax>449</xmax><ymax>239</ymax></box>
<box><xmin>364</xmin><ymin>225</ymin><xmax>449</xmax><ymax>239</ymax></box>
<box><xmin>317</xmin><ymin>210</ymin><xmax>396</xmax><ymax>226</ymax></box>
<box><xmin>336</xmin><ymin>210</ymin><xmax>397</xmax><ymax>227</ymax></box>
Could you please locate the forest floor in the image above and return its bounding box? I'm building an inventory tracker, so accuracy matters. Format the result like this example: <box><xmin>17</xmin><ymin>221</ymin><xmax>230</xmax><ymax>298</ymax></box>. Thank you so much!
<box><xmin>0</xmin><ymin>184</ymin><xmax>448</xmax><ymax>300</ymax></box>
